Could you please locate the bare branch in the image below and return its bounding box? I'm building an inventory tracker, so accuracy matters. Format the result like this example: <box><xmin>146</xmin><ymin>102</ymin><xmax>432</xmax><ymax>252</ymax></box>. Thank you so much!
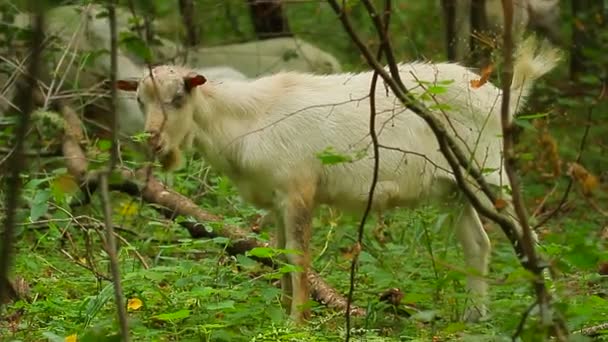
<box><xmin>345</xmin><ymin>1</ymin><xmax>391</xmax><ymax>339</ymax></box>
<box><xmin>98</xmin><ymin>2</ymin><xmax>130</xmax><ymax>340</ymax></box>
<box><xmin>178</xmin><ymin>0</ymin><xmax>198</xmax><ymax>46</ymax></box>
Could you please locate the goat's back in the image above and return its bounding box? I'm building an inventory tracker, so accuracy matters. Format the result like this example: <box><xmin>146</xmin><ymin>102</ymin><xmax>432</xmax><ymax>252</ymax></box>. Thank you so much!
<box><xmin>226</xmin><ymin>63</ymin><xmax>507</xmax><ymax>212</ymax></box>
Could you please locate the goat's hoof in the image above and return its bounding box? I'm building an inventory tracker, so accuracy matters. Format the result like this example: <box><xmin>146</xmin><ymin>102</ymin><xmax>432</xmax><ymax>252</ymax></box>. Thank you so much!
<box><xmin>463</xmin><ymin>305</ymin><xmax>487</xmax><ymax>323</ymax></box>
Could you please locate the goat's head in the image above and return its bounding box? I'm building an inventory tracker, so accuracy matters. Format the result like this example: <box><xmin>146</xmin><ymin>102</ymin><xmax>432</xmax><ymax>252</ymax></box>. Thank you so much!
<box><xmin>117</xmin><ymin>65</ymin><xmax>206</xmax><ymax>171</ymax></box>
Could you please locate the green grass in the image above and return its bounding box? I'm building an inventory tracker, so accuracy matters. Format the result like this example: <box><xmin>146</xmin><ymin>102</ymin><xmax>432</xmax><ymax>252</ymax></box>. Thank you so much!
<box><xmin>2</xmin><ymin>0</ymin><xmax>608</xmax><ymax>341</ymax></box>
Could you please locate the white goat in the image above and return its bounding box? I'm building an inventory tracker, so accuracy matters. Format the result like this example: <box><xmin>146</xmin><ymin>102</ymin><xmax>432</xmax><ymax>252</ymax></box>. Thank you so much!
<box><xmin>155</xmin><ymin>36</ymin><xmax>343</xmax><ymax>77</ymax></box>
<box><xmin>117</xmin><ymin>36</ymin><xmax>560</xmax><ymax>323</ymax></box>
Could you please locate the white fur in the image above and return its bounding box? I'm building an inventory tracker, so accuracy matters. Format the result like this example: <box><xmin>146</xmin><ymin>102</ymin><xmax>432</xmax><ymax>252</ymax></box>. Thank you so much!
<box><xmin>154</xmin><ymin>36</ymin><xmax>342</xmax><ymax>77</ymax></box>
<box><xmin>130</xmin><ymin>36</ymin><xmax>560</xmax><ymax>323</ymax></box>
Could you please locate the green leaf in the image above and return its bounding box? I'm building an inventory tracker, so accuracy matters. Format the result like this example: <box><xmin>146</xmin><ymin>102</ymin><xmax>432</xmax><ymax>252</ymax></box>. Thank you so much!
<box><xmin>97</xmin><ymin>139</ymin><xmax>112</xmax><ymax>151</ymax></box>
<box><xmin>153</xmin><ymin>309</ymin><xmax>191</xmax><ymax>321</ymax></box>
<box><xmin>426</xmin><ymin>85</ymin><xmax>447</xmax><ymax>94</ymax></box>
<box><xmin>517</xmin><ymin>112</ymin><xmax>549</xmax><ymax>120</ymax></box>
<box><xmin>514</xmin><ymin>118</ymin><xmax>537</xmax><ymax>131</ymax></box>
<box><xmin>207</xmin><ymin>300</ymin><xmax>235</xmax><ymax>311</ymax></box>
<box><xmin>119</xmin><ymin>32</ymin><xmax>152</xmax><ymax>62</ymax></box>
<box><xmin>211</xmin><ymin>236</ymin><xmax>230</xmax><ymax>245</ymax></box>
<box><xmin>519</xmin><ymin>152</ymin><xmax>535</xmax><ymax>161</ymax></box>
<box><xmin>82</xmin><ymin>283</ymin><xmax>115</xmax><ymax>329</ymax></box>
<box><xmin>30</xmin><ymin>190</ymin><xmax>50</xmax><ymax>221</ymax></box>
<box><xmin>246</xmin><ymin>247</ymin><xmax>277</xmax><ymax>259</ymax></box>
<box><xmin>315</xmin><ymin>146</ymin><xmax>352</xmax><ymax>165</ymax></box>
<box><xmin>481</xmin><ymin>167</ymin><xmax>498</xmax><ymax>175</ymax></box>
<box><xmin>429</xmin><ymin>103</ymin><xmax>452</xmax><ymax>111</ymax></box>
<box><xmin>278</xmin><ymin>264</ymin><xmax>301</xmax><ymax>274</ymax></box>
<box><xmin>236</xmin><ymin>254</ymin><xmax>258</xmax><ymax>270</ymax></box>
<box><xmin>41</xmin><ymin>332</ymin><xmax>64</xmax><ymax>342</ymax></box>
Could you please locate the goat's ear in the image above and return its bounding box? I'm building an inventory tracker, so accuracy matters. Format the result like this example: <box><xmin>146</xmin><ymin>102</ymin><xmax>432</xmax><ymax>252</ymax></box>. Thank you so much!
<box><xmin>184</xmin><ymin>74</ymin><xmax>206</xmax><ymax>93</ymax></box>
<box><xmin>116</xmin><ymin>80</ymin><xmax>139</xmax><ymax>92</ymax></box>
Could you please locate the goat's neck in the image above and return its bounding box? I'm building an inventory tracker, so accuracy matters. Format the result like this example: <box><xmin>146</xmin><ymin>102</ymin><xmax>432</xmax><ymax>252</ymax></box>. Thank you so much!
<box><xmin>189</xmin><ymin>78</ymin><xmax>275</xmax><ymax>156</ymax></box>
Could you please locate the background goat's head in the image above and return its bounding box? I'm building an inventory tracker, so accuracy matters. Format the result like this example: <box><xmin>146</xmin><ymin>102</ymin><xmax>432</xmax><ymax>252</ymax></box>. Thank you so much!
<box><xmin>117</xmin><ymin>65</ymin><xmax>207</xmax><ymax>171</ymax></box>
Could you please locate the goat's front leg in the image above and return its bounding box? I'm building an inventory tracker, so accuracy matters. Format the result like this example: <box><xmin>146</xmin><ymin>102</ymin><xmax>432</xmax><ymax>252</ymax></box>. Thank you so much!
<box><xmin>273</xmin><ymin>210</ymin><xmax>293</xmax><ymax>312</ymax></box>
<box><xmin>277</xmin><ymin>182</ymin><xmax>316</xmax><ymax>324</ymax></box>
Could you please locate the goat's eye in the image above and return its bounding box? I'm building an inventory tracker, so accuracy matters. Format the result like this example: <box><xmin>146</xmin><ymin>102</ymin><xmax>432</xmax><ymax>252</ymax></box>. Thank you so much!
<box><xmin>136</xmin><ymin>96</ymin><xmax>144</xmax><ymax>111</ymax></box>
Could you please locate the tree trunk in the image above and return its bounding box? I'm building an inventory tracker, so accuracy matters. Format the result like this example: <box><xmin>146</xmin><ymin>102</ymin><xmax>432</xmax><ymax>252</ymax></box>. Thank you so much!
<box><xmin>179</xmin><ymin>0</ymin><xmax>198</xmax><ymax>46</ymax></box>
<box><xmin>441</xmin><ymin>0</ymin><xmax>458</xmax><ymax>61</ymax></box>
<box><xmin>247</xmin><ymin>0</ymin><xmax>291</xmax><ymax>40</ymax></box>
<box><xmin>470</xmin><ymin>0</ymin><xmax>490</xmax><ymax>66</ymax></box>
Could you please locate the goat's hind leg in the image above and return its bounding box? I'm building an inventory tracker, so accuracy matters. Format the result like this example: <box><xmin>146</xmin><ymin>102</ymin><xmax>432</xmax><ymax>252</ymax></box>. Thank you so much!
<box><xmin>453</xmin><ymin>199</ymin><xmax>492</xmax><ymax>322</ymax></box>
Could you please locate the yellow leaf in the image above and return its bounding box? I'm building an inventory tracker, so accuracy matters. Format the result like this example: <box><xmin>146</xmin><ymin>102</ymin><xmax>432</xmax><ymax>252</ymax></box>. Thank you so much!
<box><xmin>127</xmin><ymin>297</ymin><xmax>143</xmax><ymax>311</ymax></box>
<box><xmin>596</xmin><ymin>13</ymin><xmax>604</xmax><ymax>25</ymax></box>
<box><xmin>494</xmin><ymin>198</ymin><xmax>508</xmax><ymax>210</ymax></box>
<box><xmin>53</xmin><ymin>174</ymin><xmax>79</xmax><ymax>194</ymax></box>
<box><xmin>118</xmin><ymin>201</ymin><xmax>139</xmax><ymax>217</ymax></box>
<box><xmin>65</xmin><ymin>334</ymin><xmax>77</xmax><ymax>342</ymax></box>
<box><xmin>568</xmin><ymin>162</ymin><xmax>599</xmax><ymax>196</ymax></box>
<box><xmin>470</xmin><ymin>64</ymin><xmax>494</xmax><ymax>89</ymax></box>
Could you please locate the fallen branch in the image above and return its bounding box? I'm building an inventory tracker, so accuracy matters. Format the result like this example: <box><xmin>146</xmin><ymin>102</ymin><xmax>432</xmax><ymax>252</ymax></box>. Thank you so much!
<box><xmin>115</xmin><ymin>166</ymin><xmax>367</xmax><ymax>316</ymax></box>
<box><xmin>573</xmin><ymin>322</ymin><xmax>608</xmax><ymax>337</ymax></box>
<box><xmin>50</xmin><ymin>95</ymin><xmax>366</xmax><ymax>316</ymax></box>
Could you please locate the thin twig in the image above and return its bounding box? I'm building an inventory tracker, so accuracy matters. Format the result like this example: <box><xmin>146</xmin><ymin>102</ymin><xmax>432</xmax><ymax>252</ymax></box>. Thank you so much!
<box><xmin>108</xmin><ymin>1</ymin><xmax>119</xmax><ymax>170</ymax></box>
<box><xmin>531</xmin><ymin>183</ymin><xmax>558</xmax><ymax>219</ymax></box>
<box><xmin>99</xmin><ymin>173</ymin><xmax>130</xmax><ymax>341</ymax></box>
<box><xmin>512</xmin><ymin>300</ymin><xmax>538</xmax><ymax>341</ymax></box>
<box><xmin>100</xmin><ymin>2</ymin><xmax>130</xmax><ymax>340</ymax></box>
<box><xmin>112</xmin><ymin>232</ymin><xmax>150</xmax><ymax>270</ymax></box>
<box><xmin>0</xmin><ymin>8</ymin><xmax>44</xmax><ymax>308</ymax></box>
<box><xmin>60</xmin><ymin>249</ymin><xmax>112</xmax><ymax>281</ymax></box>
<box><xmin>345</xmin><ymin>1</ymin><xmax>390</xmax><ymax>339</ymax></box>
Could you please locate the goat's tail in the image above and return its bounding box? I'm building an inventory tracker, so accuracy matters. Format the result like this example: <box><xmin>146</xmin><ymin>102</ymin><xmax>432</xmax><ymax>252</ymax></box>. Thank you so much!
<box><xmin>509</xmin><ymin>35</ymin><xmax>562</xmax><ymax>117</ymax></box>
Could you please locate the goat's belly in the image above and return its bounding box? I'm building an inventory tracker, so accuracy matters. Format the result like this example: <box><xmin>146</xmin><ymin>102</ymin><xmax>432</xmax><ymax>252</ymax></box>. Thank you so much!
<box><xmin>317</xmin><ymin>173</ymin><xmax>447</xmax><ymax>214</ymax></box>
<box><xmin>233</xmin><ymin>180</ymin><xmax>276</xmax><ymax>210</ymax></box>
